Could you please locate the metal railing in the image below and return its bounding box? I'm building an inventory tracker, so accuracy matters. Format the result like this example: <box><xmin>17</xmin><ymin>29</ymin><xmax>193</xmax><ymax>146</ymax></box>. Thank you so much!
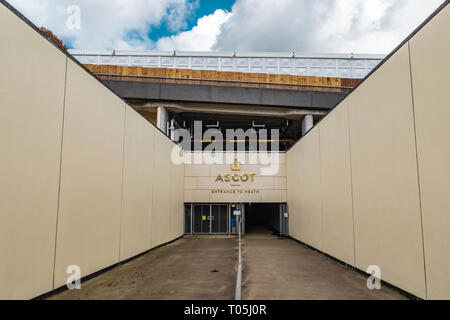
<box><xmin>94</xmin><ymin>73</ymin><xmax>353</xmax><ymax>93</ymax></box>
<box><xmin>235</xmin><ymin>215</ymin><xmax>242</xmax><ymax>300</ymax></box>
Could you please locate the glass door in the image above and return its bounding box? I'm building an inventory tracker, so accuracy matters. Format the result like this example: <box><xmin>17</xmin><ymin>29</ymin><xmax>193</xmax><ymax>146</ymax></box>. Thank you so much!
<box><xmin>211</xmin><ymin>204</ymin><xmax>229</xmax><ymax>234</ymax></box>
<box><xmin>193</xmin><ymin>204</ymin><xmax>209</xmax><ymax>234</ymax></box>
<box><xmin>190</xmin><ymin>204</ymin><xmax>230</xmax><ymax>234</ymax></box>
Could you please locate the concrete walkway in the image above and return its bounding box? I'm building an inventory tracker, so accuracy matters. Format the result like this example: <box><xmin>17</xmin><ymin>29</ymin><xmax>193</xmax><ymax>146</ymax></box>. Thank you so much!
<box><xmin>242</xmin><ymin>226</ymin><xmax>406</xmax><ymax>300</ymax></box>
<box><xmin>48</xmin><ymin>229</ymin><xmax>406</xmax><ymax>300</ymax></box>
<box><xmin>48</xmin><ymin>236</ymin><xmax>237</xmax><ymax>300</ymax></box>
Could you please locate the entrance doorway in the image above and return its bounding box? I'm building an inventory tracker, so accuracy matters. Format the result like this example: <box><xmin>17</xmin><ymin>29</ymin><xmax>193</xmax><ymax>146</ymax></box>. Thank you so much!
<box><xmin>244</xmin><ymin>203</ymin><xmax>289</xmax><ymax>236</ymax></box>
<box><xmin>185</xmin><ymin>204</ymin><xmax>229</xmax><ymax>234</ymax></box>
<box><xmin>184</xmin><ymin>203</ymin><xmax>288</xmax><ymax>236</ymax></box>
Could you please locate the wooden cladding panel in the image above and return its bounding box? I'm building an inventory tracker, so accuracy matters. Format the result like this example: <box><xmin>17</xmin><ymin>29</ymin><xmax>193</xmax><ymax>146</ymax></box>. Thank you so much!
<box><xmin>85</xmin><ymin>64</ymin><xmax>360</xmax><ymax>88</ymax></box>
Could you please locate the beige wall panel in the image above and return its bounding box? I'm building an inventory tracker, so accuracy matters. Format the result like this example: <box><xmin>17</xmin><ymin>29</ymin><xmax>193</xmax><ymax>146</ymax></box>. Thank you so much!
<box><xmin>276</xmin><ymin>153</ymin><xmax>286</xmax><ymax>165</ymax></box>
<box><xmin>208</xmin><ymin>164</ymin><xmax>276</xmax><ymax>177</ymax></box>
<box><xmin>167</xmin><ymin>160</ymin><xmax>175</xmax><ymax>242</ymax></box>
<box><xmin>183</xmin><ymin>152</ymin><xmax>194</xmax><ymax>165</ymax></box>
<box><xmin>227</xmin><ymin>152</ymin><xmax>286</xmax><ymax>166</ymax></box>
<box><xmin>409</xmin><ymin>4</ymin><xmax>450</xmax><ymax>299</ymax></box>
<box><xmin>119</xmin><ymin>108</ymin><xmax>155</xmax><ymax>261</ymax></box>
<box><xmin>185</xmin><ymin>152</ymin><xmax>287</xmax><ymax>203</ymax></box>
<box><xmin>209</xmin><ymin>165</ymin><xmax>234</xmax><ymax>177</ymax></box>
<box><xmin>348</xmin><ymin>44</ymin><xmax>426</xmax><ymax>298</ymax></box>
<box><xmin>185</xmin><ymin>190</ymin><xmax>211</xmax><ymax>203</ymax></box>
<box><xmin>170</xmin><ymin>147</ymin><xmax>185</xmax><ymax>239</ymax></box>
<box><xmin>209</xmin><ymin>164</ymin><xmax>285</xmax><ymax>179</ymax></box>
<box><xmin>235</xmin><ymin>191</ymin><xmax>263</xmax><ymax>203</ymax></box>
<box><xmin>0</xmin><ymin>5</ymin><xmax>66</xmax><ymax>299</ymax></box>
<box><xmin>185</xmin><ymin>164</ymin><xmax>211</xmax><ymax>177</ymax></box>
<box><xmin>177</xmin><ymin>161</ymin><xmax>186</xmax><ymax>235</ymax></box>
<box><xmin>185</xmin><ymin>177</ymin><xmax>197</xmax><ymax>190</ymax></box>
<box><xmin>260</xmin><ymin>190</ymin><xmax>286</xmax><ymax>203</ymax></box>
<box><xmin>318</xmin><ymin>102</ymin><xmax>355</xmax><ymax>265</ymax></box>
<box><xmin>257</xmin><ymin>165</ymin><xmax>284</xmax><ymax>176</ymax></box>
<box><xmin>287</xmin><ymin>130</ymin><xmax>323</xmax><ymax>250</ymax></box>
<box><xmin>204</xmin><ymin>152</ymin><xmax>248</xmax><ymax>165</ymax></box>
<box><xmin>273</xmin><ymin>177</ymin><xmax>287</xmax><ymax>190</ymax></box>
<box><xmin>184</xmin><ymin>190</ymin><xmax>194</xmax><ymax>202</ymax></box>
<box><xmin>210</xmin><ymin>191</ymin><xmax>237</xmax><ymax>203</ymax></box>
<box><xmin>54</xmin><ymin>60</ymin><xmax>125</xmax><ymax>288</ymax></box>
<box><xmin>151</xmin><ymin>134</ymin><xmax>172</xmax><ymax>247</ymax></box>
<box><xmin>197</xmin><ymin>177</ymin><xmax>217</xmax><ymax>189</ymax></box>
<box><xmin>184</xmin><ymin>153</ymin><xmax>285</xmax><ymax>167</ymax></box>
<box><xmin>251</xmin><ymin>177</ymin><xmax>275</xmax><ymax>189</ymax></box>
<box><xmin>243</xmin><ymin>152</ymin><xmax>286</xmax><ymax>165</ymax></box>
<box><xmin>197</xmin><ymin>176</ymin><xmax>272</xmax><ymax>190</ymax></box>
<box><xmin>286</xmin><ymin>144</ymin><xmax>302</xmax><ymax>240</ymax></box>
<box><xmin>274</xmin><ymin>165</ymin><xmax>287</xmax><ymax>177</ymax></box>
<box><xmin>297</xmin><ymin>130</ymin><xmax>322</xmax><ymax>250</ymax></box>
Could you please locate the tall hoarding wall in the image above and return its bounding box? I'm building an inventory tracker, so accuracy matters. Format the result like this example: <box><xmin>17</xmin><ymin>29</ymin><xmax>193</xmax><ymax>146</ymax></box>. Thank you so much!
<box><xmin>409</xmin><ymin>4</ymin><xmax>450</xmax><ymax>300</ymax></box>
<box><xmin>287</xmin><ymin>3</ymin><xmax>449</xmax><ymax>299</ymax></box>
<box><xmin>0</xmin><ymin>2</ymin><xmax>66</xmax><ymax>300</ymax></box>
<box><xmin>120</xmin><ymin>108</ymin><xmax>155</xmax><ymax>261</ymax></box>
<box><xmin>53</xmin><ymin>59</ymin><xmax>126</xmax><ymax>288</ymax></box>
<box><xmin>347</xmin><ymin>44</ymin><xmax>425</xmax><ymax>298</ymax></box>
<box><xmin>0</xmin><ymin>2</ymin><xmax>184</xmax><ymax>299</ymax></box>
<box><xmin>317</xmin><ymin>102</ymin><xmax>355</xmax><ymax>266</ymax></box>
<box><xmin>286</xmin><ymin>132</ymin><xmax>322</xmax><ymax>251</ymax></box>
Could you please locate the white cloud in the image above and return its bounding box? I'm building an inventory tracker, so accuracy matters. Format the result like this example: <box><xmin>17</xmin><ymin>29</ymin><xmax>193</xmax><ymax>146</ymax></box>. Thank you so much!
<box><xmin>212</xmin><ymin>0</ymin><xmax>446</xmax><ymax>54</ymax></box>
<box><xmin>7</xmin><ymin>0</ymin><xmax>198</xmax><ymax>50</ymax></box>
<box><xmin>164</xmin><ymin>0</ymin><xmax>199</xmax><ymax>32</ymax></box>
<box><xmin>6</xmin><ymin>0</ymin><xmax>446</xmax><ymax>53</ymax></box>
<box><xmin>156</xmin><ymin>9</ymin><xmax>231</xmax><ymax>51</ymax></box>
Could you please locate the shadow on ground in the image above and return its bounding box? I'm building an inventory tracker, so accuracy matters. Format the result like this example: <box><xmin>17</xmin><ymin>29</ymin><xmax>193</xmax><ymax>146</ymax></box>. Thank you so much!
<box><xmin>242</xmin><ymin>226</ymin><xmax>406</xmax><ymax>300</ymax></box>
<box><xmin>48</xmin><ymin>236</ymin><xmax>237</xmax><ymax>300</ymax></box>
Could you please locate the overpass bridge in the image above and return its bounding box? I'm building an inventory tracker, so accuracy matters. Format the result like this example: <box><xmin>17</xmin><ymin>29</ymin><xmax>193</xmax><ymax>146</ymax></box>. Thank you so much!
<box><xmin>68</xmin><ymin>52</ymin><xmax>381</xmax><ymax>150</ymax></box>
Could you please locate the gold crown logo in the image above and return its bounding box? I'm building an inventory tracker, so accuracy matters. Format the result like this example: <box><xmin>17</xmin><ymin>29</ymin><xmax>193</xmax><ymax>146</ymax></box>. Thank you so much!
<box><xmin>231</xmin><ymin>159</ymin><xmax>242</xmax><ymax>171</ymax></box>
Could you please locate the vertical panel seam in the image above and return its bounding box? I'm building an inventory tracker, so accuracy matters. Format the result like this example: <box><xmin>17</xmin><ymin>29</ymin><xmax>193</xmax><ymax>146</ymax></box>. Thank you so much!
<box><xmin>118</xmin><ymin>106</ymin><xmax>127</xmax><ymax>262</ymax></box>
<box><xmin>346</xmin><ymin>102</ymin><xmax>357</xmax><ymax>267</ymax></box>
<box><xmin>52</xmin><ymin>57</ymin><xmax>68</xmax><ymax>290</ymax></box>
<box><xmin>408</xmin><ymin>41</ymin><xmax>428</xmax><ymax>299</ymax></box>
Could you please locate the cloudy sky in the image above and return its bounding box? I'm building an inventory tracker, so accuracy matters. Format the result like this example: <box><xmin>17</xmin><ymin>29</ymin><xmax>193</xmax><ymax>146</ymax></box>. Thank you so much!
<box><xmin>7</xmin><ymin>0</ymin><xmax>445</xmax><ymax>53</ymax></box>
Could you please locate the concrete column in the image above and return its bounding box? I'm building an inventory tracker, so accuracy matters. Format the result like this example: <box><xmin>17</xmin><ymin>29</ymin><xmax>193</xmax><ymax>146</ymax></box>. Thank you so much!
<box><xmin>169</xmin><ymin>119</ymin><xmax>175</xmax><ymax>140</ymax></box>
<box><xmin>157</xmin><ymin>106</ymin><xmax>169</xmax><ymax>134</ymax></box>
<box><xmin>301</xmin><ymin>115</ymin><xmax>314</xmax><ymax>136</ymax></box>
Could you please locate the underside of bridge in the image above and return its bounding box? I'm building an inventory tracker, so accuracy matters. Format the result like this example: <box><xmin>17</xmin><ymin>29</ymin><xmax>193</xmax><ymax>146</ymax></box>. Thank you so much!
<box><xmin>131</xmin><ymin>101</ymin><xmax>325</xmax><ymax>151</ymax></box>
<box><xmin>98</xmin><ymin>81</ymin><xmax>345</xmax><ymax>151</ymax></box>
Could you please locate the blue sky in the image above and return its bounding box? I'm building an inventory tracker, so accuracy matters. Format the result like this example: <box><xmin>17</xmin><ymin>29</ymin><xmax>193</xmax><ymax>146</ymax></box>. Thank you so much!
<box><xmin>6</xmin><ymin>0</ymin><xmax>445</xmax><ymax>53</ymax></box>
<box><xmin>147</xmin><ymin>0</ymin><xmax>234</xmax><ymax>41</ymax></box>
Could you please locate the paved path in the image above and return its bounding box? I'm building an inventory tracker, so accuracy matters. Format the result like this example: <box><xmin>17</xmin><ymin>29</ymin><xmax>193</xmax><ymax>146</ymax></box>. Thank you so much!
<box><xmin>48</xmin><ymin>236</ymin><xmax>237</xmax><ymax>300</ymax></box>
<box><xmin>48</xmin><ymin>229</ymin><xmax>407</xmax><ymax>300</ymax></box>
<box><xmin>242</xmin><ymin>226</ymin><xmax>405</xmax><ymax>300</ymax></box>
